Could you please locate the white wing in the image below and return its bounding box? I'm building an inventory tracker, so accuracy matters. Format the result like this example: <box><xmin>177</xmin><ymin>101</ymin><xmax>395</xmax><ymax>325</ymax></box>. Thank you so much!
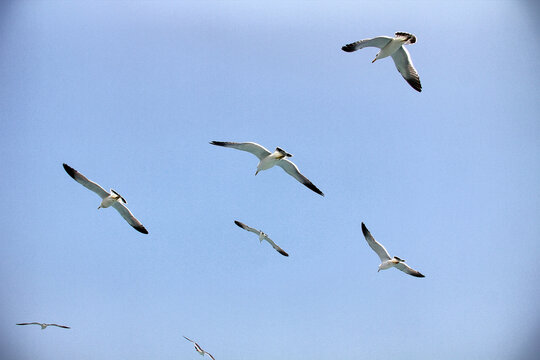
<box><xmin>391</xmin><ymin>47</ymin><xmax>421</xmax><ymax>92</ymax></box>
<box><xmin>395</xmin><ymin>262</ymin><xmax>425</xmax><ymax>278</ymax></box>
<box><xmin>234</xmin><ymin>220</ymin><xmax>260</xmax><ymax>236</ymax></box>
<box><xmin>63</xmin><ymin>163</ymin><xmax>109</xmax><ymax>199</ymax></box>
<box><xmin>183</xmin><ymin>336</ymin><xmax>196</xmax><ymax>344</ymax></box>
<box><xmin>263</xmin><ymin>236</ymin><xmax>289</xmax><ymax>257</ymax></box>
<box><xmin>204</xmin><ymin>351</ymin><xmax>216</xmax><ymax>360</ymax></box>
<box><xmin>361</xmin><ymin>223</ymin><xmax>391</xmax><ymax>262</ymax></box>
<box><xmin>341</xmin><ymin>36</ymin><xmax>392</xmax><ymax>52</ymax></box>
<box><xmin>111</xmin><ymin>201</ymin><xmax>148</xmax><ymax>234</ymax></box>
<box><xmin>276</xmin><ymin>159</ymin><xmax>324</xmax><ymax>196</ymax></box>
<box><xmin>48</xmin><ymin>323</ymin><xmax>71</xmax><ymax>329</ymax></box>
<box><xmin>210</xmin><ymin>141</ymin><xmax>271</xmax><ymax>160</ymax></box>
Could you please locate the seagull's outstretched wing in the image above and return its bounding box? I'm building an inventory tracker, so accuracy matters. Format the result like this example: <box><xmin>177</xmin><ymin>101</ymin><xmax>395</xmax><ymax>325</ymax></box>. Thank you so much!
<box><xmin>63</xmin><ymin>163</ymin><xmax>109</xmax><ymax>199</ymax></box>
<box><xmin>341</xmin><ymin>36</ymin><xmax>392</xmax><ymax>52</ymax></box>
<box><xmin>48</xmin><ymin>324</ymin><xmax>71</xmax><ymax>329</ymax></box>
<box><xmin>276</xmin><ymin>159</ymin><xmax>324</xmax><ymax>196</ymax></box>
<box><xmin>391</xmin><ymin>47</ymin><xmax>421</xmax><ymax>92</ymax></box>
<box><xmin>183</xmin><ymin>336</ymin><xmax>196</xmax><ymax>344</ymax></box>
<box><xmin>395</xmin><ymin>262</ymin><xmax>425</xmax><ymax>278</ymax></box>
<box><xmin>361</xmin><ymin>223</ymin><xmax>391</xmax><ymax>262</ymax></box>
<box><xmin>210</xmin><ymin>141</ymin><xmax>271</xmax><ymax>160</ymax></box>
<box><xmin>16</xmin><ymin>322</ymin><xmax>41</xmax><ymax>326</ymax></box>
<box><xmin>264</xmin><ymin>236</ymin><xmax>289</xmax><ymax>257</ymax></box>
<box><xmin>111</xmin><ymin>202</ymin><xmax>148</xmax><ymax>234</ymax></box>
<box><xmin>204</xmin><ymin>351</ymin><xmax>216</xmax><ymax>360</ymax></box>
<box><xmin>234</xmin><ymin>220</ymin><xmax>260</xmax><ymax>235</ymax></box>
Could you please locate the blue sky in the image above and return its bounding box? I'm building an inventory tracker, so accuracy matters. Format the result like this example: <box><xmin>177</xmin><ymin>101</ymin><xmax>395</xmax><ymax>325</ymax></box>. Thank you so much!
<box><xmin>1</xmin><ymin>1</ymin><xmax>539</xmax><ymax>359</ymax></box>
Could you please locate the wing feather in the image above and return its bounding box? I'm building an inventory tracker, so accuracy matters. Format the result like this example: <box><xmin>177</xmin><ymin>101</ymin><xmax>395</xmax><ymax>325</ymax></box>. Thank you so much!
<box><xmin>264</xmin><ymin>236</ymin><xmax>289</xmax><ymax>257</ymax></box>
<box><xmin>210</xmin><ymin>141</ymin><xmax>271</xmax><ymax>160</ymax></box>
<box><xmin>361</xmin><ymin>223</ymin><xmax>391</xmax><ymax>262</ymax></box>
<box><xmin>342</xmin><ymin>36</ymin><xmax>392</xmax><ymax>52</ymax></box>
<box><xmin>63</xmin><ymin>163</ymin><xmax>110</xmax><ymax>199</ymax></box>
<box><xmin>234</xmin><ymin>220</ymin><xmax>260</xmax><ymax>235</ymax></box>
<box><xmin>391</xmin><ymin>47</ymin><xmax>422</xmax><ymax>92</ymax></box>
<box><xmin>395</xmin><ymin>262</ymin><xmax>425</xmax><ymax>278</ymax></box>
<box><xmin>111</xmin><ymin>202</ymin><xmax>148</xmax><ymax>234</ymax></box>
<box><xmin>276</xmin><ymin>159</ymin><xmax>324</xmax><ymax>196</ymax></box>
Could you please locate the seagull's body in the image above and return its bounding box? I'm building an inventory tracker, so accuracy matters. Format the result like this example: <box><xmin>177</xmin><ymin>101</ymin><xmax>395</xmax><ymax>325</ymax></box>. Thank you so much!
<box><xmin>62</xmin><ymin>163</ymin><xmax>148</xmax><ymax>234</ymax></box>
<box><xmin>234</xmin><ymin>220</ymin><xmax>289</xmax><ymax>256</ymax></box>
<box><xmin>183</xmin><ymin>336</ymin><xmax>216</xmax><ymax>360</ymax></box>
<box><xmin>16</xmin><ymin>322</ymin><xmax>70</xmax><ymax>330</ymax></box>
<box><xmin>361</xmin><ymin>222</ymin><xmax>425</xmax><ymax>278</ymax></box>
<box><xmin>342</xmin><ymin>32</ymin><xmax>422</xmax><ymax>92</ymax></box>
<box><xmin>209</xmin><ymin>141</ymin><xmax>324</xmax><ymax>196</ymax></box>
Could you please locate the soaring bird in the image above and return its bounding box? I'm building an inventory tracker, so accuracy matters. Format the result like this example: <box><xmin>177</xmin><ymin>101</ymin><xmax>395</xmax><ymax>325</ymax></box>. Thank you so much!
<box><xmin>361</xmin><ymin>222</ymin><xmax>425</xmax><ymax>277</ymax></box>
<box><xmin>209</xmin><ymin>141</ymin><xmax>324</xmax><ymax>196</ymax></box>
<box><xmin>342</xmin><ymin>32</ymin><xmax>422</xmax><ymax>92</ymax></box>
<box><xmin>183</xmin><ymin>336</ymin><xmax>216</xmax><ymax>360</ymax></box>
<box><xmin>234</xmin><ymin>220</ymin><xmax>289</xmax><ymax>256</ymax></box>
<box><xmin>16</xmin><ymin>322</ymin><xmax>70</xmax><ymax>330</ymax></box>
<box><xmin>63</xmin><ymin>163</ymin><xmax>148</xmax><ymax>234</ymax></box>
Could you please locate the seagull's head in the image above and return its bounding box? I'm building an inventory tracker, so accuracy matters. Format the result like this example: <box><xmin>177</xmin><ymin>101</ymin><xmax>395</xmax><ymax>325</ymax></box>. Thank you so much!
<box><xmin>259</xmin><ymin>232</ymin><xmax>266</xmax><ymax>242</ymax></box>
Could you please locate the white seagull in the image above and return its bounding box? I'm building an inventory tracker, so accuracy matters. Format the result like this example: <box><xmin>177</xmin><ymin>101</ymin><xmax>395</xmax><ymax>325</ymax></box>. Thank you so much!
<box><xmin>361</xmin><ymin>222</ymin><xmax>425</xmax><ymax>277</ymax></box>
<box><xmin>234</xmin><ymin>220</ymin><xmax>289</xmax><ymax>257</ymax></box>
<box><xmin>342</xmin><ymin>32</ymin><xmax>422</xmax><ymax>92</ymax></box>
<box><xmin>183</xmin><ymin>336</ymin><xmax>216</xmax><ymax>360</ymax></box>
<box><xmin>63</xmin><ymin>163</ymin><xmax>148</xmax><ymax>234</ymax></box>
<box><xmin>209</xmin><ymin>141</ymin><xmax>324</xmax><ymax>196</ymax></box>
<box><xmin>16</xmin><ymin>322</ymin><xmax>70</xmax><ymax>330</ymax></box>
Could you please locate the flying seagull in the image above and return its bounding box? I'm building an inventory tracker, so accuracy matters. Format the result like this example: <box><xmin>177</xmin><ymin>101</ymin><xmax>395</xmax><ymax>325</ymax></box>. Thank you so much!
<box><xmin>16</xmin><ymin>322</ymin><xmax>70</xmax><ymax>330</ymax></box>
<box><xmin>234</xmin><ymin>220</ymin><xmax>289</xmax><ymax>256</ymax></box>
<box><xmin>183</xmin><ymin>336</ymin><xmax>216</xmax><ymax>360</ymax></box>
<box><xmin>361</xmin><ymin>222</ymin><xmax>425</xmax><ymax>277</ymax></box>
<box><xmin>342</xmin><ymin>32</ymin><xmax>422</xmax><ymax>92</ymax></box>
<box><xmin>62</xmin><ymin>163</ymin><xmax>148</xmax><ymax>234</ymax></box>
<box><xmin>209</xmin><ymin>141</ymin><xmax>324</xmax><ymax>196</ymax></box>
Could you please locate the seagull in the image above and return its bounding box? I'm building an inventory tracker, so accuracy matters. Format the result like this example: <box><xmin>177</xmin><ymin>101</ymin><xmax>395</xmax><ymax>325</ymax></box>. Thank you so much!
<box><xmin>16</xmin><ymin>322</ymin><xmax>70</xmax><ymax>330</ymax></box>
<box><xmin>183</xmin><ymin>336</ymin><xmax>216</xmax><ymax>360</ymax></box>
<box><xmin>361</xmin><ymin>222</ymin><xmax>425</xmax><ymax>277</ymax></box>
<box><xmin>63</xmin><ymin>163</ymin><xmax>148</xmax><ymax>234</ymax></box>
<box><xmin>234</xmin><ymin>220</ymin><xmax>289</xmax><ymax>256</ymax></box>
<box><xmin>209</xmin><ymin>141</ymin><xmax>324</xmax><ymax>196</ymax></box>
<box><xmin>342</xmin><ymin>32</ymin><xmax>422</xmax><ymax>92</ymax></box>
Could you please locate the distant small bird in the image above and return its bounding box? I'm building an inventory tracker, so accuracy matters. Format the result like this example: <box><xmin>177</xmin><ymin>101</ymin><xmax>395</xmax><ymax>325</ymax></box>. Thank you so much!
<box><xmin>361</xmin><ymin>222</ymin><xmax>425</xmax><ymax>277</ymax></box>
<box><xmin>16</xmin><ymin>322</ymin><xmax>70</xmax><ymax>330</ymax></box>
<box><xmin>234</xmin><ymin>220</ymin><xmax>289</xmax><ymax>257</ymax></box>
<box><xmin>62</xmin><ymin>163</ymin><xmax>148</xmax><ymax>234</ymax></box>
<box><xmin>209</xmin><ymin>141</ymin><xmax>324</xmax><ymax>196</ymax></box>
<box><xmin>183</xmin><ymin>336</ymin><xmax>216</xmax><ymax>360</ymax></box>
<box><xmin>342</xmin><ymin>32</ymin><xmax>422</xmax><ymax>92</ymax></box>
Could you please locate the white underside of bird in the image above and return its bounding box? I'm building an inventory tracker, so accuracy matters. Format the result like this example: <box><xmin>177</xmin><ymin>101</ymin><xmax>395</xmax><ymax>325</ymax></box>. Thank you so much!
<box><xmin>63</xmin><ymin>163</ymin><xmax>148</xmax><ymax>234</ymax></box>
<box><xmin>16</xmin><ymin>322</ymin><xmax>70</xmax><ymax>329</ymax></box>
<box><xmin>342</xmin><ymin>32</ymin><xmax>422</xmax><ymax>92</ymax></box>
<box><xmin>361</xmin><ymin>222</ymin><xmax>425</xmax><ymax>278</ymax></box>
<box><xmin>183</xmin><ymin>336</ymin><xmax>216</xmax><ymax>360</ymax></box>
<box><xmin>234</xmin><ymin>220</ymin><xmax>289</xmax><ymax>256</ymax></box>
<box><xmin>209</xmin><ymin>141</ymin><xmax>324</xmax><ymax>196</ymax></box>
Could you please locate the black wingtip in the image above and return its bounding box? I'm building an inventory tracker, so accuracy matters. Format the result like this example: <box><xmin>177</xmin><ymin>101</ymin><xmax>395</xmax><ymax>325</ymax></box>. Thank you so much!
<box><xmin>341</xmin><ymin>43</ymin><xmax>357</xmax><ymax>52</ymax></box>
<box><xmin>412</xmin><ymin>272</ymin><xmax>425</xmax><ymax>278</ymax></box>
<box><xmin>304</xmin><ymin>182</ymin><xmax>324</xmax><ymax>196</ymax></box>
<box><xmin>361</xmin><ymin>222</ymin><xmax>369</xmax><ymax>236</ymax></box>
<box><xmin>210</xmin><ymin>141</ymin><xmax>226</xmax><ymax>146</ymax></box>
<box><xmin>406</xmin><ymin>78</ymin><xmax>422</xmax><ymax>92</ymax></box>
<box><xmin>62</xmin><ymin>163</ymin><xmax>77</xmax><ymax>179</ymax></box>
<box><xmin>278</xmin><ymin>249</ymin><xmax>289</xmax><ymax>257</ymax></box>
<box><xmin>234</xmin><ymin>220</ymin><xmax>244</xmax><ymax>228</ymax></box>
<box><xmin>134</xmin><ymin>225</ymin><xmax>148</xmax><ymax>234</ymax></box>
